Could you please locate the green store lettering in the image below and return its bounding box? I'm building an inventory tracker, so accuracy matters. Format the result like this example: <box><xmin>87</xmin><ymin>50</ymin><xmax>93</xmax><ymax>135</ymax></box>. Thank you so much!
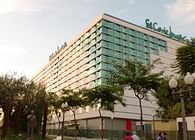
<box><xmin>145</xmin><ymin>19</ymin><xmax>188</xmax><ymax>43</ymax></box>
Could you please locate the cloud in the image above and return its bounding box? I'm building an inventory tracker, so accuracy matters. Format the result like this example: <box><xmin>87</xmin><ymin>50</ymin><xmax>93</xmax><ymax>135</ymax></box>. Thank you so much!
<box><xmin>165</xmin><ymin>0</ymin><xmax>195</xmax><ymax>24</ymax></box>
<box><xmin>0</xmin><ymin>0</ymin><xmax>41</xmax><ymax>14</ymax></box>
<box><xmin>0</xmin><ymin>46</ymin><xmax>27</xmax><ymax>56</ymax></box>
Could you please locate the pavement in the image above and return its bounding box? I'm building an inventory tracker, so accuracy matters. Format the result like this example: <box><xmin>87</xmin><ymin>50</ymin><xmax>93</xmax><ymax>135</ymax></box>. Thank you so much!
<box><xmin>51</xmin><ymin>135</ymin><xmax>100</xmax><ymax>140</ymax></box>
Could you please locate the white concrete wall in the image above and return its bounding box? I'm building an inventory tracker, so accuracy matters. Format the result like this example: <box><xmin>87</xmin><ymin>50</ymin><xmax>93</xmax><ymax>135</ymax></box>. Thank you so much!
<box><xmin>177</xmin><ymin>116</ymin><xmax>195</xmax><ymax>131</ymax></box>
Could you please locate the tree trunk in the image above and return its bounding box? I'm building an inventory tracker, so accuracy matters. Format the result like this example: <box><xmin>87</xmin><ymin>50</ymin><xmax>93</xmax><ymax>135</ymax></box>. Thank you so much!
<box><xmin>42</xmin><ymin>101</ymin><xmax>48</xmax><ymax>139</ymax></box>
<box><xmin>55</xmin><ymin>110</ymin><xmax>61</xmax><ymax>135</ymax></box>
<box><xmin>139</xmin><ymin>98</ymin><xmax>144</xmax><ymax>140</ymax></box>
<box><xmin>15</xmin><ymin>101</ymin><xmax>22</xmax><ymax>134</ymax></box>
<box><xmin>98</xmin><ymin>108</ymin><xmax>103</xmax><ymax>140</ymax></box>
<box><xmin>1</xmin><ymin>101</ymin><xmax>11</xmax><ymax>138</ymax></box>
<box><xmin>72</xmin><ymin>110</ymin><xmax>79</xmax><ymax>140</ymax></box>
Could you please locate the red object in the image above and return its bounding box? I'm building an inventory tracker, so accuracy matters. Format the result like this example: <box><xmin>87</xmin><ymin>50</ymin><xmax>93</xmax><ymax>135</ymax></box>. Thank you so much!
<box><xmin>126</xmin><ymin>119</ymin><xmax>132</xmax><ymax>130</ymax></box>
<box><xmin>124</xmin><ymin>136</ymin><xmax>133</xmax><ymax>140</ymax></box>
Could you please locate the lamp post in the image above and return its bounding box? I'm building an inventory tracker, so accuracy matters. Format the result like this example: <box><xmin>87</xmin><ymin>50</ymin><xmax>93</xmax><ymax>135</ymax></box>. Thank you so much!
<box><xmin>152</xmin><ymin>113</ymin><xmax>156</xmax><ymax>140</ymax></box>
<box><xmin>111</xmin><ymin>114</ymin><xmax>114</xmax><ymax>140</ymax></box>
<box><xmin>61</xmin><ymin>102</ymin><xmax>68</xmax><ymax>140</ymax></box>
<box><xmin>169</xmin><ymin>72</ymin><xmax>195</xmax><ymax>140</ymax></box>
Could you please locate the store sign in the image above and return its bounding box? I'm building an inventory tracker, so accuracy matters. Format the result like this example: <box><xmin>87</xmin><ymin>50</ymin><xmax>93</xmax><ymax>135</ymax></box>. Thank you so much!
<box><xmin>49</xmin><ymin>42</ymin><xmax>67</xmax><ymax>61</ymax></box>
<box><xmin>145</xmin><ymin>19</ymin><xmax>188</xmax><ymax>43</ymax></box>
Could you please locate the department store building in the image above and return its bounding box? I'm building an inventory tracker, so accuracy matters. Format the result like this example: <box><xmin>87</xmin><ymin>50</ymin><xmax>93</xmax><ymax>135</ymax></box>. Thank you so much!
<box><xmin>32</xmin><ymin>13</ymin><xmax>185</xmax><ymax>131</ymax></box>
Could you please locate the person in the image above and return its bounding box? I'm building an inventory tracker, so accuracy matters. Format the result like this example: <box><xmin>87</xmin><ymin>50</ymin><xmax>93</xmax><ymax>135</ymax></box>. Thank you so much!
<box><xmin>157</xmin><ymin>131</ymin><xmax>166</xmax><ymax>140</ymax></box>
<box><xmin>132</xmin><ymin>131</ymin><xmax>140</xmax><ymax>140</ymax></box>
<box><xmin>27</xmin><ymin>110</ymin><xmax>36</xmax><ymax>140</ymax></box>
<box><xmin>124</xmin><ymin>131</ymin><xmax>133</xmax><ymax>140</ymax></box>
<box><xmin>163</xmin><ymin>132</ymin><xmax>167</xmax><ymax>140</ymax></box>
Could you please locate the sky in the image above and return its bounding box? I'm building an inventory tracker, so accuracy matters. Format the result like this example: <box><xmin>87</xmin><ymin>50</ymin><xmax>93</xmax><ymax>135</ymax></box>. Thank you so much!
<box><xmin>0</xmin><ymin>0</ymin><xmax>195</xmax><ymax>79</ymax></box>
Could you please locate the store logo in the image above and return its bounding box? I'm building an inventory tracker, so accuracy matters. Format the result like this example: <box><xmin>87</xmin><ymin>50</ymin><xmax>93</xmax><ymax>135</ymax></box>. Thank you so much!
<box><xmin>145</xmin><ymin>19</ymin><xmax>188</xmax><ymax>43</ymax></box>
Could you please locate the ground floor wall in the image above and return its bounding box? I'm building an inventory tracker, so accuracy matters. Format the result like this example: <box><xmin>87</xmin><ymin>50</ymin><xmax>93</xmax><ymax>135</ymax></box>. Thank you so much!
<box><xmin>47</xmin><ymin>118</ymin><xmax>195</xmax><ymax>140</ymax></box>
<box><xmin>47</xmin><ymin>117</ymin><xmax>136</xmax><ymax>131</ymax></box>
<box><xmin>47</xmin><ymin>117</ymin><xmax>152</xmax><ymax>139</ymax></box>
<box><xmin>47</xmin><ymin>117</ymin><xmax>129</xmax><ymax>139</ymax></box>
<box><xmin>177</xmin><ymin>116</ymin><xmax>195</xmax><ymax>140</ymax></box>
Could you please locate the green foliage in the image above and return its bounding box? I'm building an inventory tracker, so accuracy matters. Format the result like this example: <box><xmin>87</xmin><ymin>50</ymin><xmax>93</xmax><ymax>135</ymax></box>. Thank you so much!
<box><xmin>155</xmin><ymin>78</ymin><xmax>195</xmax><ymax>119</ymax></box>
<box><xmin>83</xmin><ymin>85</ymin><xmax>125</xmax><ymax>111</ymax></box>
<box><xmin>108</xmin><ymin>59</ymin><xmax>162</xmax><ymax>138</ymax></box>
<box><xmin>20</xmin><ymin>82</ymin><xmax>47</xmax><ymax>133</ymax></box>
<box><xmin>0</xmin><ymin>73</ymin><xmax>48</xmax><ymax>137</ymax></box>
<box><xmin>109</xmin><ymin>59</ymin><xmax>162</xmax><ymax>99</ymax></box>
<box><xmin>155</xmin><ymin>78</ymin><xmax>183</xmax><ymax>119</ymax></box>
<box><xmin>0</xmin><ymin>73</ymin><xmax>27</xmax><ymax>107</ymax></box>
<box><xmin>61</xmin><ymin>89</ymin><xmax>85</xmax><ymax>110</ymax></box>
<box><xmin>47</xmin><ymin>92</ymin><xmax>61</xmax><ymax>113</ymax></box>
<box><xmin>173</xmin><ymin>38</ymin><xmax>195</xmax><ymax>75</ymax></box>
<box><xmin>82</xmin><ymin>84</ymin><xmax>125</xmax><ymax>140</ymax></box>
<box><xmin>168</xmin><ymin>103</ymin><xmax>181</xmax><ymax>119</ymax></box>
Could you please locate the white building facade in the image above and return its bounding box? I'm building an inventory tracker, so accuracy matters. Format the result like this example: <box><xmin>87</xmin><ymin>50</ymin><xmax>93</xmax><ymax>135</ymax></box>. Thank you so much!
<box><xmin>32</xmin><ymin>13</ymin><xmax>185</xmax><ymax>131</ymax></box>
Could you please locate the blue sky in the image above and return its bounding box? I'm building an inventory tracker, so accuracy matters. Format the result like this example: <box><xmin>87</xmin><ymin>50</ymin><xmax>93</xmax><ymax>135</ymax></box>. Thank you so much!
<box><xmin>0</xmin><ymin>0</ymin><xmax>195</xmax><ymax>78</ymax></box>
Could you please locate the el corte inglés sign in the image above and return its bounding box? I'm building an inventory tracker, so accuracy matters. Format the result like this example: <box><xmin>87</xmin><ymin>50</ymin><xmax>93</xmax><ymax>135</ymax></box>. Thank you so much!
<box><xmin>145</xmin><ymin>19</ymin><xmax>188</xmax><ymax>43</ymax></box>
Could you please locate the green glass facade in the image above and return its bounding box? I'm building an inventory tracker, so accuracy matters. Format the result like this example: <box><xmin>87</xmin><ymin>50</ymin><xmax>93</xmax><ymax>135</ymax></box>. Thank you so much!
<box><xmin>77</xmin><ymin>19</ymin><xmax>168</xmax><ymax>87</ymax></box>
<box><xmin>33</xmin><ymin>16</ymin><xmax>168</xmax><ymax>90</ymax></box>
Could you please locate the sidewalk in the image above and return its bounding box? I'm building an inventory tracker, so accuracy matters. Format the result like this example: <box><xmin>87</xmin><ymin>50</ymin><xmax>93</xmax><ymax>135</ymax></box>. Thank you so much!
<box><xmin>51</xmin><ymin>135</ymin><xmax>101</xmax><ymax>140</ymax></box>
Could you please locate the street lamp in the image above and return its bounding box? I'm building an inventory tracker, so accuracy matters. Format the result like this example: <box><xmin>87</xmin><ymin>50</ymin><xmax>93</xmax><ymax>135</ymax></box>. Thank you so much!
<box><xmin>152</xmin><ymin>112</ymin><xmax>156</xmax><ymax>140</ymax></box>
<box><xmin>61</xmin><ymin>102</ymin><xmax>68</xmax><ymax>140</ymax></box>
<box><xmin>169</xmin><ymin>72</ymin><xmax>195</xmax><ymax>140</ymax></box>
<box><xmin>110</xmin><ymin>114</ymin><xmax>114</xmax><ymax>140</ymax></box>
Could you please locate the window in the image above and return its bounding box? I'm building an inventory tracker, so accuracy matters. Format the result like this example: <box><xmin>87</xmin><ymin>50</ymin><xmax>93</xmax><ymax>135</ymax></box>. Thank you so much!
<box><xmin>100</xmin><ymin>55</ymin><xmax>107</xmax><ymax>62</ymax></box>
<box><xmin>107</xmin><ymin>42</ymin><xmax>113</xmax><ymax>49</ymax></box>
<box><xmin>159</xmin><ymin>40</ymin><xmax>167</xmax><ymax>46</ymax></box>
<box><xmin>114</xmin><ymin>37</ymin><xmax>120</xmax><ymax>44</ymax></box>
<box><xmin>138</xmin><ymin>32</ymin><xmax>145</xmax><ymax>39</ymax></box>
<box><xmin>114</xmin><ymin>30</ymin><xmax>120</xmax><ymax>37</ymax></box>
<box><xmin>108</xmin><ymin>28</ymin><xmax>113</xmax><ymax>35</ymax></box>
<box><xmin>107</xmin><ymin>22</ymin><xmax>113</xmax><ymax>29</ymax></box>
<box><xmin>102</xmin><ymin>27</ymin><xmax>108</xmax><ymax>33</ymax></box>
<box><xmin>138</xmin><ymin>38</ymin><xmax>145</xmax><ymax>46</ymax></box>
<box><xmin>128</xmin><ymin>29</ymin><xmax>134</xmax><ymax>36</ymax></box>
<box><xmin>160</xmin><ymin>46</ymin><xmax>167</xmax><ymax>51</ymax></box>
<box><xmin>114</xmin><ymin>24</ymin><xmax>120</xmax><ymax>31</ymax></box>
<box><xmin>100</xmin><ymin>41</ymin><xmax>107</xmax><ymax>47</ymax></box>
<box><xmin>107</xmin><ymin>35</ymin><xmax>113</xmax><ymax>42</ymax></box>
<box><xmin>89</xmin><ymin>59</ymin><xmax>96</xmax><ymax>66</ymax></box>
<box><xmin>107</xmin><ymin>49</ymin><xmax>114</xmax><ymax>56</ymax></box>
<box><xmin>150</xmin><ymin>48</ymin><xmax>159</xmax><ymax>55</ymax></box>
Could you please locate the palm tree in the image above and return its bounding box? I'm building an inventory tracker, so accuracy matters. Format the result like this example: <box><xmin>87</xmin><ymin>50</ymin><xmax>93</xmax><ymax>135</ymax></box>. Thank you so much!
<box><xmin>173</xmin><ymin>38</ymin><xmax>195</xmax><ymax>75</ymax></box>
<box><xmin>83</xmin><ymin>85</ymin><xmax>125</xmax><ymax>140</ymax></box>
<box><xmin>109</xmin><ymin>59</ymin><xmax>162</xmax><ymax>139</ymax></box>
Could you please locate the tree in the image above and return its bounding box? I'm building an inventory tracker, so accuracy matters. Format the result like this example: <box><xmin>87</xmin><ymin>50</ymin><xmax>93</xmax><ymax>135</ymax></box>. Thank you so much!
<box><xmin>155</xmin><ymin>78</ymin><xmax>195</xmax><ymax>120</ymax></box>
<box><xmin>83</xmin><ymin>85</ymin><xmax>125</xmax><ymax>140</ymax></box>
<box><xmin>19</xmin><ymin>81</ymin><xmax>47</xmax><ymax>135</ymax></box>
<box><xmin>47</xmin><ymin>93</ymin><xmax>62</xmax><ymax>135</ymax></box>
<box><xmin>0</xmin><ymin>74</ymin><xmax>27</xmax><ymax>137</ymax></box>
<box><xmin>173</xmin><ymin>38</ymin><xmax>195</xmax><ymax>75</ymax></box>
<box><xmin>0</xmin><ymin>73</ymin><xmax>50</xmax><ymax>138</ymax></box>
<box><xmin>61</xmin><ymin>89</ymin><xmax>86</xmax><ymax>140</ymax></box>
<box><xmin>109</xmin><ymin>59</ymin><xmax>162</xmax><ymax>139</ymax></box>
<box><xmin>155</xmin><ymin>78</ymin><xmax>180</xmax><ymax>119</ymax></box>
